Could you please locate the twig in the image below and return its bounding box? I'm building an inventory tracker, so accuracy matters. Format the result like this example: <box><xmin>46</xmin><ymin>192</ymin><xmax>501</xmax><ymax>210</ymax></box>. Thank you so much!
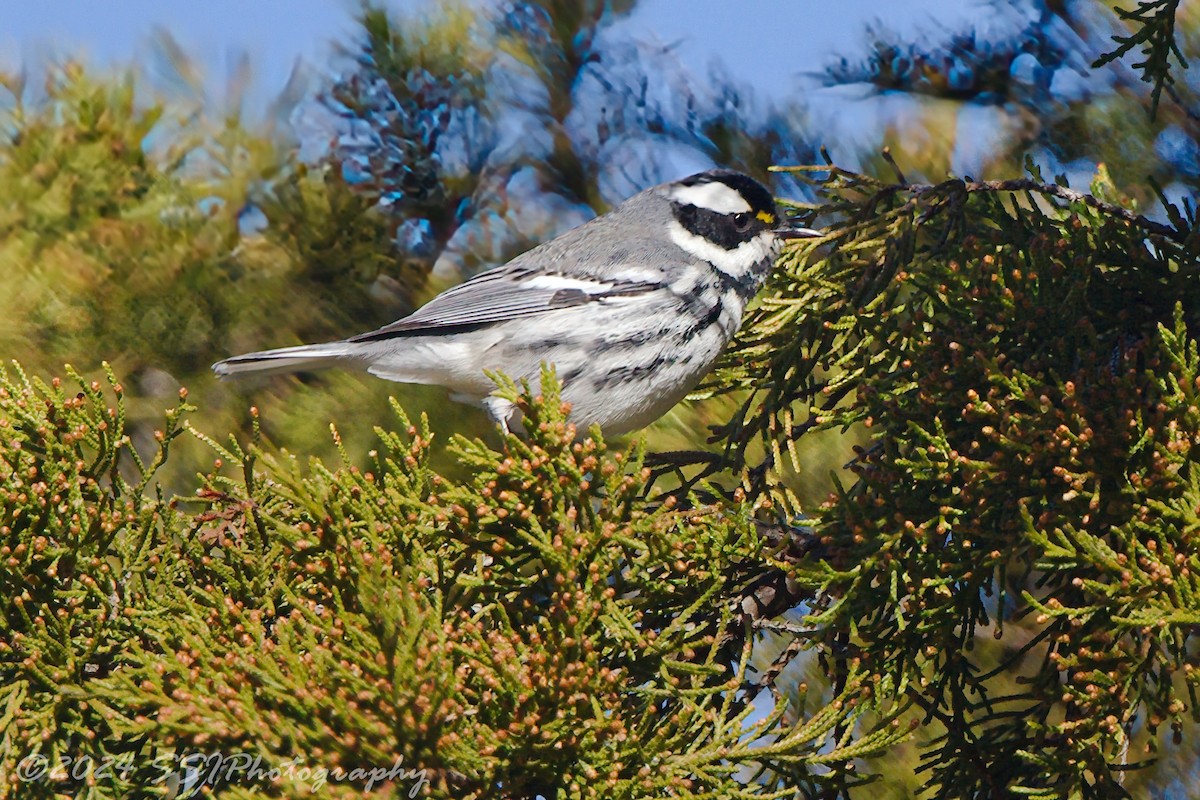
<box><xmin>718</xmin><ymin>522</ymin><xmax>826</xmax><ymax>655</ymax></box>
<box><xmin>775</xmin><ymin>164</ymin><xmax>1190</xmax><ymax>242</ymax></box>
<box><xmin>753</xmin><ymin>617</ymin><xmax>815</xmax><ymax>636</ymax></box>
<box><xmin>881</xmin><ymin>146</ymin><xmax>908</xmax><ymax>185</ymax></box>
<box><xmin>756</xmin><ymin>633</ymin><xmax>806</xmax><ymax>704</ymax></box>
<box><xmin>905</xmin><ymin>687</ymin><xmax>1005</xmax><ymax>799</ymax></box>
<box><xmin>903</xmin><ymin>178</ymin><xmax>1186</xmax><ymax>243</ymax></box>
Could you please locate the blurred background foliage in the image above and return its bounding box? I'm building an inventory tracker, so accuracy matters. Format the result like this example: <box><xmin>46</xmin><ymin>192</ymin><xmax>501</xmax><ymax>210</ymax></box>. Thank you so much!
<box><xmin>0</xmin><ymin>0</ymin><xmax>827</xmax><ymax>494</ymax></box>
<box><xmin>4</xmin><ymin>0</ymin><xmax>1200</xmax><ymax>795</ymax></box>
<box><xmin>10</xmin><ymin>0</ymin><xmax>1200</xmax><ymax>501</ymax></box>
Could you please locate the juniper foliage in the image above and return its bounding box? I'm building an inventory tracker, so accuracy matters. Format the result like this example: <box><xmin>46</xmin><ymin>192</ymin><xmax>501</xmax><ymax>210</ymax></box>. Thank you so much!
<box><xmin>697</xmin><ymin>159</ymin><xmax>1200</xmax><ymax>796</ymax></box>
<box><xmin>5</xmin><ymin>155</ymin><xmax>1200</xmax><ymax>796</ymax></box>
<box><xmin>0</xmin><ymin>366</ymin><xmax>912</xmax><ymax>798</ymax></box>
<box><xmin>5</xmin><ymin>2</ymin><xmax>1200</xmax><ymax>798</ymax></box>
<box><xmin>1094</xmin><ymin>0</ymin><xmax>1187</xmax><ymax>118</ymax></box>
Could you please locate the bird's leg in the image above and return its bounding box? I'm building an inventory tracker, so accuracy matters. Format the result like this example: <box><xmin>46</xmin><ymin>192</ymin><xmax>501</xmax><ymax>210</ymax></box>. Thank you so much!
<box><xmin>483</xmin><ymin>395</ymin><xmax>516</xmax><ymax>436</ymax></box>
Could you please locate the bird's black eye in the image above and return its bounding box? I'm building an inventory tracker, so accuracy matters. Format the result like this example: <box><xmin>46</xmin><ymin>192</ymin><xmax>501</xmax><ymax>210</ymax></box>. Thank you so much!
<box><xmin>733</xmin><ymin>212</ymin><xmax>753</xmax><ymax>232</ymax></box>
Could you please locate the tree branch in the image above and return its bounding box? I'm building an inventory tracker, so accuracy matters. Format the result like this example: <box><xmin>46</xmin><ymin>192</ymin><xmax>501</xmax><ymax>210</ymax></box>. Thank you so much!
<box><xmin>902</xmin><ymin>178</ymin><xmax>1187</xmax><ymax>243</ymax></box>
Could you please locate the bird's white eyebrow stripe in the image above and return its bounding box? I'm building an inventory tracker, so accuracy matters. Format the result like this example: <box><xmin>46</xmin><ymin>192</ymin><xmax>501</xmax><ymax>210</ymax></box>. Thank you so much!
<box><xmin>670</xmin><ymin>182</ymin><xmax>752</xmax><ymax>214</ymax></box>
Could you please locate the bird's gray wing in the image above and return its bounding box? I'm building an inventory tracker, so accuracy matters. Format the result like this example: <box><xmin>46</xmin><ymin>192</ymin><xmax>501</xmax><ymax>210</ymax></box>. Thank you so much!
<box><xmin>349</xmin><ymin>265</ymin><xmax>658</xmax><ymax>342</ymax></box>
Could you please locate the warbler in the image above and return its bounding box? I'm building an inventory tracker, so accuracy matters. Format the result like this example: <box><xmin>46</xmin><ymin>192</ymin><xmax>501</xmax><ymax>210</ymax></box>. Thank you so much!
<box><xmin>213</xmin><ymin>170</ymin><xmax>820</xmax><ymax>433</ymax></box>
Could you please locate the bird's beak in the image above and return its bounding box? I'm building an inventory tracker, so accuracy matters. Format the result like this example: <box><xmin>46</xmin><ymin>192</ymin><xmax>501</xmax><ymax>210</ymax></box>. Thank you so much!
<box><xmin>773</xmin><ymin>226</ymin><xmax>824</xmax><ymax>239</ymax></box>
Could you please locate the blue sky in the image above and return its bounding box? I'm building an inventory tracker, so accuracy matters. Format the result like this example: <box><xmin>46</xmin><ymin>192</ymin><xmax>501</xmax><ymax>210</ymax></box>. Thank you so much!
<box><xmin>0</xmin><ymin>0</ymin><xmax>1053</xmax><ymax>187</ymax></box>
<box><xmin>0</xmin><ymin>0</ymin><xmax>994</xmax><ymax>106</ymax></box>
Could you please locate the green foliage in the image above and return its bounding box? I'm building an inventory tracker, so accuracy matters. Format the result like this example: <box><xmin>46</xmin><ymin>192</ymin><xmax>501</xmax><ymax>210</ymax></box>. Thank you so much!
<box><xmin>0</xmin><ymin>65</ymin><xmax>226</xmax><ymax>373</ymax></box>
<box><xmin>1094</xmin><ymin>0</ymin><xmax>1187</xmax><ymax>118</ymax></box>
<box><xmin>7</xmin><ymin>3</ymin><xmax>1200</xmax><ymax>798</ymax></box>
<box><xmin>0</xmin><ymin>64</ymin><xmax>480</xmax><ymax>493</ymax></box>
<box><xmin>0</xmin><ymin>366</ymin><xmax>910</xmax><ymax>798</ymax></box>
<box><xmin>0</xmin><ymin>363</ymin><xmax>192</xmax><ymax>798</ymax></box>
<box><xmin>687</xmin><ymin>161</ymin><xmax>1200</xmax><ymax>795</ymax></box>
<box><xmin>257</xmin><ymin>163</ymin><xmax>428</xmax><ymax>322</ymax></box>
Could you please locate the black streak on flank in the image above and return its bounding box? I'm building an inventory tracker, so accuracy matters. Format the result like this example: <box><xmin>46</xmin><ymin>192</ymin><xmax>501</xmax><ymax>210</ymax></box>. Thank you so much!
<box><xmin>559</xmin><ymin>364</ymin><xmax>586</xmax><ymax>385</ymax></box>
<box><xmin>708</xmin><ymin>260</ymin><xmax>763</xmax><ymax>299</ymax></box>
<box><xmin>696</xmin><ymin>301</ymin><xmax>723</xmax><ymax>330</ymax></box>
<box><xmin>592</xmin><ymin>324</ymin><xmax>675</xmax><ymax>353</ymax></box>
<box><xmin>594</xmin><ymin>354</ymin><xmax>673</xmax><ymax>389</ymax></box>
<box><xmin>680</xmin><ymin>303</ymin><xmax>723</xmax><ymax>342</ymax></box>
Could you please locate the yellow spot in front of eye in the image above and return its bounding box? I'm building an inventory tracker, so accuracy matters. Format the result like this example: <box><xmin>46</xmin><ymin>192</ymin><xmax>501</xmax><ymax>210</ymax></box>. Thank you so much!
<box><xmin>757</xmin><ymin>211</ymin><xmax>775</xmax><ymax>224</ymax></box>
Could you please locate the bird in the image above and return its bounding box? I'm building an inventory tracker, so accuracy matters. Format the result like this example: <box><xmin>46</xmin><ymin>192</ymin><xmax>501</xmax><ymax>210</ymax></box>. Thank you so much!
<box><xmin>212</xmin><ymin>170</ymin><xmax>821</xmax><ymax>435</ymax></box>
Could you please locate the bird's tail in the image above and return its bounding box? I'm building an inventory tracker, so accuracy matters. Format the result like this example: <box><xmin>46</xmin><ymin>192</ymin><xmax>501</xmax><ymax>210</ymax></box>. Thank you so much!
<box><xmin>212</xmin><ymin>342</ymin><xmax>358</xmax><ymax>379</ymax></box>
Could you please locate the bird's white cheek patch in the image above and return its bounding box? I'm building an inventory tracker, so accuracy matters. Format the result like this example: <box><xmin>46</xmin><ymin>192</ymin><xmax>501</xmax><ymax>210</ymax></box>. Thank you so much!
<box><xmin>668</xmin><ymin>222</ymin><xmax>773</xmax><ymax>279</ymax></box>
<box><xmin>669</xmin><ymin>182</ymin><xmax>753</xmax><ymax>214</ymax></box>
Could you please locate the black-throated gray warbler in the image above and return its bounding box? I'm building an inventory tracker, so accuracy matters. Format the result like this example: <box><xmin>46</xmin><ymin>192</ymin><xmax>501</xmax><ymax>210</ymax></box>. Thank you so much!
<box><xmin>213</xmin><ymin>170</ymin><xmax>820</xmax><ymax>434</ymax></box>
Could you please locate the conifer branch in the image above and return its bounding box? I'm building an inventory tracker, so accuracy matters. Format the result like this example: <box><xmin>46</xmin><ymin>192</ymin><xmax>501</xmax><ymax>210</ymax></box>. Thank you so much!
<box><xmin>903</xmin><ymin>177</ymin><xmax>1188</xmax><ymax>243</ymax></box>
